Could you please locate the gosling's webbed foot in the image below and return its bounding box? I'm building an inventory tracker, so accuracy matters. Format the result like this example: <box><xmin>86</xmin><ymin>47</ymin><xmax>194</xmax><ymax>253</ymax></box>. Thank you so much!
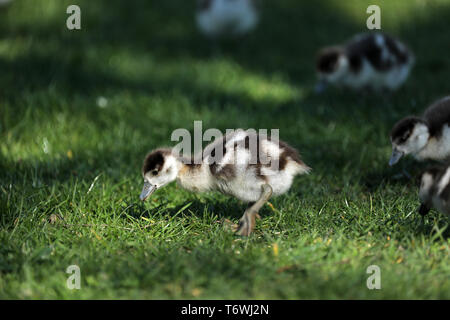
<box><xmin>418</xmin><ymin>203</ymin><xmax>431</xmax><ymax>216</ymax></box>
<box><xmin>235</xmin><ymin>210</ymin><xmax>260</xmax><ymax>237</ymax></box>
<box><xmin>235</xmin><ymin>184</ymin><xmax>272</xmax><ymax>236</ymax></box>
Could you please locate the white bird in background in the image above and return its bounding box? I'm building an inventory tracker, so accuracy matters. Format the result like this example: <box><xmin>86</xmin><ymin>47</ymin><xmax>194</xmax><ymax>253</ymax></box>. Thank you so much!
<box><xmin>140</xmin><ymin>129</ymin><xmax>310</xmax><ymax>236</ymax></box>
<box><xmin>315</xmin><ymin>32</ymin><xmax>414</xmax><ymax>93</ymax></box>
<box><xmin>0</xmin><ymin>0</ymin><xmax>13</xmax><ymax>7</ymax></box>
<box><xmin>196</xmin><ymin>0</ymin><xmax>259</xmax><ymax>38</ymax></box>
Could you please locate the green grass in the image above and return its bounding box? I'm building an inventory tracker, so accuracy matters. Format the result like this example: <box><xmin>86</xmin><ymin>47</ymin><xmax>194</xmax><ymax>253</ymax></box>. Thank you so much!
<box><xmin>1</xmin><ymin>0</ymin><xmax>450</xmax><ymax>299</ymax></box>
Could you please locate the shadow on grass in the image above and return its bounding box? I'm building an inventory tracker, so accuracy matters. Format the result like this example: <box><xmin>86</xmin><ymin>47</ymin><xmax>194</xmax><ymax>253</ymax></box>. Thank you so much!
<box><xmin>3</xmin><ymin>0</ymin><xmax>449</xmax><ymax>90</ymax></box>
<box><xmin>1</xmin><ymin>0</ymin><xmax>449</xmax><ymax>131</ymax></box>
<box><xmin>120</xmin><ymin>195</ymin><xmax>252</xmax><ymax>222</ymax></box>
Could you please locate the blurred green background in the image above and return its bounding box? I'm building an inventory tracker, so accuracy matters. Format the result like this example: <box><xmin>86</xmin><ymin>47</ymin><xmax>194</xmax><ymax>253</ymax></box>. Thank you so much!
<box><xmin>0</xmin><ymin>0</ymin><xmax>449</xmax><ymax>299</ymax></box>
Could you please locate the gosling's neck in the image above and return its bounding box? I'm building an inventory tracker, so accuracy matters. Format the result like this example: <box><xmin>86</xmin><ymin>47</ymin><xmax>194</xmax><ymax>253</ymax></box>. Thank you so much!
<box><xmin>415</xmin><ymin>128</ymin><xmax>446</xmax><ymax>161</ymax></box>
<box><xmin>416</xmin><ymin>135</ymin><xmax>450</xmax><ymax>162</ymax></box>
<box><xmin>175</xmin><ymin>158</ymin><xmax>214</xmax><ymax>193</ymax></box>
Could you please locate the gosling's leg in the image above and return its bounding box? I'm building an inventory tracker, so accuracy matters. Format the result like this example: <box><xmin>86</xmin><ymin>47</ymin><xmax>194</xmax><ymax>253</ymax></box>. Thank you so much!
<box><xmin>235</xmin><ymin>184</ymin><xmax>273</xmax><ymax>236</ymax></box>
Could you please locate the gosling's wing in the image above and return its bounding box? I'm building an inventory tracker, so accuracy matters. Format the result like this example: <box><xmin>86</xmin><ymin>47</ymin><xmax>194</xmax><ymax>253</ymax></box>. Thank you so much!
<box><xmin>345</xmin><ymin>32</ymin><xmax>411</xmax><ymax>72</ymax></box>
<box><xmin>423</xmin><ymin>97</ymin><xmax>450</xmax><ymax>138</ymax></box>
<box><xmin>204</xmin><ymin>129</ymin><xmax>247</xmax><ymax>178</ymax></box>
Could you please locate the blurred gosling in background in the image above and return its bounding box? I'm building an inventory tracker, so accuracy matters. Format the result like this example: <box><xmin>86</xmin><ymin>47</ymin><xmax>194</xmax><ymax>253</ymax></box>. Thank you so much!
<box><xmin>196</xmin><ymin>0</ymin><xmax>259</xmax><ymax>38</ymax></box>
<box><xmin>315</xmin><ymin>32</ymin><xmax>414</xmax><ymax>93</ymax></box>
<box><xmin>389</xmin><ymin>96</ymin><xmax>450</xmax><ymax>166</ymax></box>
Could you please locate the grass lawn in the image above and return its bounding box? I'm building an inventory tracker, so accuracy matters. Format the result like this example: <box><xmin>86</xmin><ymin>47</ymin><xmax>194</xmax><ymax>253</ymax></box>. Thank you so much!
<box><xmin>0</xmin><ymin>0</ymin><xmax>449</xmax><ymax>299</ymax></box>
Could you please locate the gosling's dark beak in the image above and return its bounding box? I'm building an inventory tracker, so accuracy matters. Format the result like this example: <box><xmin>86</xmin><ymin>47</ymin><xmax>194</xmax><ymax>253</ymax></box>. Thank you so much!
<box><xmin>140</xmin><ymin>182</ymin><xmax>156</xmax><ymax>201</ymax></box>
<box><xmin>314</xmin><ymin>80</ymin><xmax>328</xmax><ymax>94</ymax></box>
<box><xmin>389</xmin><ymin>148</ymin><xmax>404</xmax><ymax>166</ymax></box>
<box><xmin>418</xmin><ymin>203</ymin><xmax>431</xmax><ymax>216</ymax></box>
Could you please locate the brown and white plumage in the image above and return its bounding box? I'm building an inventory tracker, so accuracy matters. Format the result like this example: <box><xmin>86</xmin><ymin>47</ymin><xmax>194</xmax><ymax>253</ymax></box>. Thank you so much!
<box><xmin>389</xmin><ymin>96</ymin><xmax>450</xmax><ymax>166</ymax></box>
<box><xmin>418</xmin><ymin>166</ymin><xmax>450</xmax><ymax>217</ymax></box>
<box><xmin>316</xmin><ymin>32</ymin><xmax>414</xmax><ymax>92</ymax></box>
<box><xmin>140</xmin><ymin>129</ymin><xmax>310</xmax><ymax>236</ymax></box>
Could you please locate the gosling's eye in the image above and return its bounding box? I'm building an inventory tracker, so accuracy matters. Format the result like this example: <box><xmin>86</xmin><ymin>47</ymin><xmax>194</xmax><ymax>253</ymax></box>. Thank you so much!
<box><xmin>401</xmin><ymin>131</ymin><xmax>410</xmax><ymax>143</ymax></box>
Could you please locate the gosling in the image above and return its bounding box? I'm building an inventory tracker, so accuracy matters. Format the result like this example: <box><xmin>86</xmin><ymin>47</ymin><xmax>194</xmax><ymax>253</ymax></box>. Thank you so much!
<box><xmin>418</xmin><ymin>166</ymin><xmax>450</xmax><ymax>217</ymax></box>
<box><xmin>140</xmin><ymin>129</ymin><xmax>310</xmax><ymax>236</ymax></box>
<box><xmin>315</xmin><ymin>32</ymin><xmax>414</xmax><ymax>93</ymax></box>
<box><xmin>389</xmin><ymin>96</ymin><xmax>450</xmax><ymax>166</ymax></box>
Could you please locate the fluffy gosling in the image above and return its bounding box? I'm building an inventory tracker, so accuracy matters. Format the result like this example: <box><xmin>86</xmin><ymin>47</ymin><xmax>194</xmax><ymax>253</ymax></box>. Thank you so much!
<box><xmin>390</xmin><ymin>96</ymin><xmax>450</xmax><ymax>166</ymax></box>
<box><xmin>418</xmin><ymin>165</ymin><xmax>450</xmax><ymax>217</ymax></box>
<box><xmin>140</xmin><ymin>129</ymin><xmax>310</xmax><ymax>236</ymax></box>
<box><xmin>316</xmin><ymin>32</ymin><xmax>414</xmax><ymax>93</ymax></box>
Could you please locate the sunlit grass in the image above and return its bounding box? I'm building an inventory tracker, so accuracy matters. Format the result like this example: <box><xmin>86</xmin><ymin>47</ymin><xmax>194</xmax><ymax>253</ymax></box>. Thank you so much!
<box><xmin>0</xmin><ymin>0</ymin><xmax>449</xmax><ymax>299</ymax></box>
<box><xmin>329</xmin><ymin>0</ymin><xmax>450</xmax><ymax>30</ymax></box>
